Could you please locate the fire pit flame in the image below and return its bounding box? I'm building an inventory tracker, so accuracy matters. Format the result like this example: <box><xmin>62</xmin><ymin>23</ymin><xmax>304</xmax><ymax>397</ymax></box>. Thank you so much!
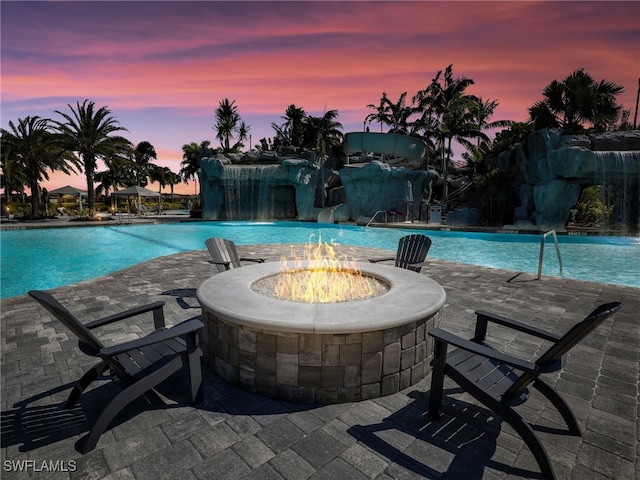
<box><xmin>252</xmin><ymin>239</ymin><xmax>389</xmax><ymax>303</ymax></box>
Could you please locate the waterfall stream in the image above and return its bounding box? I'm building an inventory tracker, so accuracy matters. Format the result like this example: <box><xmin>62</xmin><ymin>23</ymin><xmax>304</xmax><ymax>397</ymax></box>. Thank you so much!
<box><xmin>594</xmin><ymin>151</ymin><xmax>640</xmax><ymax>232</ymax></box>
<box><xmin>222</xmin><ymin>165</ymin><xmax>278</xmax><ymax>220</ymax></box>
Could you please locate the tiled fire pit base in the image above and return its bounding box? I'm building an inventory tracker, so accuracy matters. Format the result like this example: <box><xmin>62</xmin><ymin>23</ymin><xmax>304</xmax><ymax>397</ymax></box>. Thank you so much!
<box><xmin>197</xmin><ymin>261</ymin><xmax>446</xmax><ymax>403</ymax></box>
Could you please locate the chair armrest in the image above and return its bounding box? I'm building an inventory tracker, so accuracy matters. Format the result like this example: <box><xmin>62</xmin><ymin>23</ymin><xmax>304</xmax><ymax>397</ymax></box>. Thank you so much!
<box><xmin>474</xmin><ymin>310</ymin><xmax>562</xmax><ymax>343</ymax></box>
<box><xmin>429</xmin><ymin>327</ymin><xmax>538</xmax><ymax>373</ymax></box>
<box><xmin>240</xmin><ymin>257</ymin><xmax>265</xmax><ymax>263</ymax></box>
<box><xmin>209</xmin><ymin>259</ymin><xmax>232</xmax><ymax>268</ymax></box>
<box><xmin>408</xmin><ymin>260</ymin><xmax>429</xmax><ymax>268</ymax></box>
<box><xmin>368</xmin><ymin>257</ymin><xmax>395</xmax><ymax>263</ymax></box>
<box><xmin>85</xmin><ymin>301</ymin><xmax>166</xmax><ymax>330</ymax></box>
<box><xmin>99</xmin><ymin>319</ymin><xmax>204</xmax><ymax>357</ymax></box>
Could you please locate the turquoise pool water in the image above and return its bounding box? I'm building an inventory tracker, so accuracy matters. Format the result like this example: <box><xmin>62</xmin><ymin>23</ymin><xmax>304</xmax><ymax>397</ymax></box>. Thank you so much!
<box><xmin>1</xmin><ymin>221</ymin><xmax>638</xmax><ymax>298</ymax></box>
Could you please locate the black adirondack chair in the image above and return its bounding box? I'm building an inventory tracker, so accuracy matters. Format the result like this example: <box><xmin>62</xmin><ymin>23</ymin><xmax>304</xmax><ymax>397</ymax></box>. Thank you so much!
<box><xmin>427</xmin><ymin>302</ymin><xmax>622</xmax><ymax>479</ymax></box>
<box><xmin>369</xmin><ymin>233</ymin><xmax>432</xmax><ymax>273</ymax></box>
<box><xmin>205</xmin><ymin>237</ymin><xmax>265</xmax><ymax>273</ymax></box>
<box><xmin>28</xmin><ymin>290</ymin><xmax>204</xmax><ymax>453</ymax></box>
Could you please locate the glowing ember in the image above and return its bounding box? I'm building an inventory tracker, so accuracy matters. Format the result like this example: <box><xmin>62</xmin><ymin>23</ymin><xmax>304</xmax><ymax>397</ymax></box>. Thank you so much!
<box><xmin>251</xmin><ymin>240</ymin><xmax>389</xmax><ymax>303</ymax></box>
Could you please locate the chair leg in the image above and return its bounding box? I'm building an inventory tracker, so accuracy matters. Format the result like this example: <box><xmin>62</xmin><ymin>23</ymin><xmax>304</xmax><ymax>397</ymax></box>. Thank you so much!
<box><xmin>66</xmin><ymin>361</ymin><xmax>109</xmax><ymax>409</ymax></box>
<box><xmin>428</xmin><ymin>339</ymin><xmax>447</xmax><ymax>418</ymax></box>
<box><xmin>534</xmin><ymin>378</ymin><xmax>581</xmax><ymax>435</ymax></box>
<box><xmin>186</xmin><ymin>332</ymin><xmax>203</xmax><ymax>404</ymax></box>
<box><xmin>498</xmin><ymin>403</ymin><xmax>557</xmax><ymax>479</ymax></box>
<box><xmin>81</xmin><ymin>357</ymin><xmax>183</xmax><ymax>453</ymax></box>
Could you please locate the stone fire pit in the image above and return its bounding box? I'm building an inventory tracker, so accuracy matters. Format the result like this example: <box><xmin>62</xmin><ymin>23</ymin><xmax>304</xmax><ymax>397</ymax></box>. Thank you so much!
<box><xmin>197</xmin><ymin>261</ymin><xmax>446</xmax><ymax>403</ymax></box>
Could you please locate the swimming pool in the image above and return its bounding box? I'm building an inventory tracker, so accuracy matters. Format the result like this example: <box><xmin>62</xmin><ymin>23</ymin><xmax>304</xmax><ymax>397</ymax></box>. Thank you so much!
<box><xmin>1</xmin><ymin>221</ymin><xmax>638</xmax><ymax>298</ymax></box>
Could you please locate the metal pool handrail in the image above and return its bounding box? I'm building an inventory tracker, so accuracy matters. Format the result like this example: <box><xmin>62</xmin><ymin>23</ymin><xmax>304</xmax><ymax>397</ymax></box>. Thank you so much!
<box><xmin>366</xmin><ymin>210</ymin><xmax>388</xmax><ymax>227</ymax></box>
<box><xmin>538</xmin><ymin>230</ymin><xmax>563</xmax><ymax>280</ymax></box>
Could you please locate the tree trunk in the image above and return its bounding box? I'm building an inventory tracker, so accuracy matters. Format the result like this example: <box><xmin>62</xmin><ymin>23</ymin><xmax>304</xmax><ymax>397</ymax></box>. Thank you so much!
<box><xmin>85</xmin><ymin>155</ymin><xmax>96</xmax><ymax>216</ymax></box>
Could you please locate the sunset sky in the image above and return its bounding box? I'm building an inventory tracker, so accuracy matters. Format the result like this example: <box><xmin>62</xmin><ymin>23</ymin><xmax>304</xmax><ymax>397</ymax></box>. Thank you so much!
<box><xmin>1</xmin><ymin>0</ymin><xmax>638</xmax><ymax>195</ymax></box>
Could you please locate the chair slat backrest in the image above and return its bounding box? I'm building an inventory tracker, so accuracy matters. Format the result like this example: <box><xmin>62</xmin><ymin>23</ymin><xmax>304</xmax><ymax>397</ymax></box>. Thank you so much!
<box><xmin>205</xmin><ymin>238</ymin><xmax>241</xmax><ymax>273</ymax></box>
<box><xmin>503</xmin><ymin>302</ymin><xmax>621</xmax><ymax>399</ymax></box>
<box><xmin>395</xmin><ymin>234</ymin><xmax>432</xmax><ymax>272</ymax></box>
<box><xmin>29</xmin><ymin>290</ymin><xmax>105</xmax><ymax>355</ymax></box>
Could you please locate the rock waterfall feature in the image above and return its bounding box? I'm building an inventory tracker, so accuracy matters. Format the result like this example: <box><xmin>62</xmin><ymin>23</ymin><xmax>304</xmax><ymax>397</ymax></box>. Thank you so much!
<box><xmin>505</xmin><ymin>129</ymin><xmax>640</xmax><ymax>232</ymax></box>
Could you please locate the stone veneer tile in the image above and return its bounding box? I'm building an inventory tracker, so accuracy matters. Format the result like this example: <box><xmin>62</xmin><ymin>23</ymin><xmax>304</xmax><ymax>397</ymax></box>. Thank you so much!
<box><xmin>237</xmin><ymin>349</ymin><xmax>256</xmax><ymax>372</ymax></box>
<box><xmin>383</xmin><ymin>342</ymin><xmax>401</xmax><ymax>375</ymax></box>
<box><xmin>411</xmin><ymin>362</ymin><xmax>425</xmax><ymax>385</ymax></box>
<box><xmin>383</xmin><ymin>327</ymin><xmax>401</xmax><ymax>346</ymax></box>
<box><xmin>238</xmin><ymin>329</ymin><xmax>256</xmax><ymax>353</ymax></box>
<box><xmin>339</xmin><ymin>343</ymin><xmax>362</xmax><ymax>366</ymax></box>
<box><xmin>346</xmin><ymin>332</ymin><xmax>362</xmax><ymax>344</ymax></box>
<box><xmin>322</xmin><ymin>344</ymin><xmax>340</xmax><ymax>366</ymax></box>
<box><xmin>401</xmin><ymin>332</ymin><xmax>416</xmax><ymax>349</ymax></box>
<box><xmin>400</xmin><ymin>346</ymin><xmax>415</xmax><ymax>370</ymax></box>
<box><xmin>299</xmin><ymin>334</ymin><xmax>322</xmax><ymax>366</ymax></box>
<box><xmin>361</xmin><ymin>383</ymin><xmax>380</xmax><ymax>400</ymax></box>
<box><xmin>322</xmin><ymin>333</ymin><xmax>346</xmax><ymax>345</ymax></box>
<box><xmin>362</xmin><ymin>331</ymin><xmax>384</xmax><ymax>353</ymax></box>
<box><xmin>299</xmin><ymin>366</ymin><xmax>322</xmax><ymax>387</ymax></box>
<box><xmin>415</xmin><ymin>341</ymin><xmax>426</xmax><ymax>363</ymax></box>
<box><xmin>257</xmin><ymin>332</ymin><xmax>277</xmax><ymax>356</ymax></box>
<box><xmin>277</xmin><ymin>332</ymin><xmax>299</xmax><ymax>354</ymax></box>
<box><xmin>416</xmin><ymin>322</ymin><xmax>426</xmax><ymax>342</ymax></box>
<box><xmin>399</xmin><ymin>369</ymin><xmax>411</xmax><ymax>390</ymax></box>
<box><xmin>381</xmin><ymin>374</ymin><xmax>399</xmax><ymax>396</ymax></box>
<box><xmin>344</xmin><ymin>365</ymin><xmax>361</xmax><ymax>387</ymax></box>
<box><xmin>276</xmin><ymin>352</ymin><xmax>298</xmax><ymax>385</ymax></box>
<box><xmin>361</xmin><ymin>352</ymin><xmax>382</xmax><ymax>384</ymax></box>
<box><xmin>322</xmin><ymin>366</ymin><xmax>345</xmax><ymax>388</ymax></box>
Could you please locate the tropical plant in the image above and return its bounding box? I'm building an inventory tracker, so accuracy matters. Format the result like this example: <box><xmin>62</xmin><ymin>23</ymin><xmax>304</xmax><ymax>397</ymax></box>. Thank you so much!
<box><xmin>214</xmin><ymin>98</ymin><xmax>249</xmax><ymax>153</ymax></box>
<box><xmin>95</xmin><ymin>150</ymin><xmax>137</xmax><ymax>210</ymax></box>
<box><xmin>574</xmin><ymin>185</ymin><xmax>612</xmax><ymax>225</ymax></box>
<box><xmin>53</xmin><ymin>100</ymin><xmax>130</xmax><ymax>215</ymax></box>
<box><xmin>132</xmin><ymin>141</ymin><xmax>157</xmax><ymax>186</ymax></box>
<box><xmin>528</xmin><ymin>68</ymin><xmax>624</xmax><ymax>132</ymax></box>
<box><xmin>365</xmin><ymin>92</ymin><xmax>415</xmax><ymax>134</ymax></box>
<box><xmin>412</xmin><ymin>65</ymin><xmax>478</xmax><ymax>201</ymax></box>
<box><xmin>1</xmin><ymin>116</ymin><xmax>80</xmax><ymax>216</ymax></box>
<box><xmin>163</xmin><ymin>168</ymin><xmax>181</xmax><ymax>201</ymax></box>
<box><xmin>365</xmin><ymin>93</ymin><xmax>390</xmax><ymax>132</ymax></box>
<box><xmin>301</xmin><ymin>109</ymin><xmax>344</xmax><ymax>161</ymax></box>
<box><xmin>180</xmin><ymin>140</ymin><xmax>213</xmax><ymax>202</ymax></box>
<box><xmin>468</xmin><ymin>97</ymin><xmax>512</xmax><ymax>143</ymax></box>
<box><xmin>272</xmin><ymin>104</ymin><xmax>307</xmax><ymax>148</ymax></box>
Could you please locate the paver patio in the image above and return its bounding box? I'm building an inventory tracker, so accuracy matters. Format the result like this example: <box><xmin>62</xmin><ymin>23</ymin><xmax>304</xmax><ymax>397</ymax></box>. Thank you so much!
<box><xmin>1</xmin><ymin>244</ymin><xmax>638</xmax><ymax>479</ymax></box>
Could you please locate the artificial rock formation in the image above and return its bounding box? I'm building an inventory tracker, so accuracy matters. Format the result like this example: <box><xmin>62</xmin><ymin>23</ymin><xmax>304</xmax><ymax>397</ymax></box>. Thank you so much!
<box><xmin>504</xmin><ymin>129</ymin><xmax>640</xmax><ymax>231</ymax></box>
<box><xmin>338</xmin><ymin>161</ymin><xmax>436</xmax><ymax>223</ymax></box>
<box><xmin>199</xmin><ymin>155</ymin><xmax>322</xmax><ymax>221</ymax></box>
<box><xmin>199</xmin><ymin>154</ymin><xmax>437</xmax><ymax>223</ymax></box>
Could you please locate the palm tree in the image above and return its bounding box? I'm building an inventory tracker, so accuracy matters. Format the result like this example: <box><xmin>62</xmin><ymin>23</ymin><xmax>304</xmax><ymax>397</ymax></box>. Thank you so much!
<box><xmin>165</xmin><ymin>169</ymin><xmax>181</xmax><ymax>202</ymax></box>
<box><xmin>272</xmin><ymin>104</ymin><xmax>307</xmax><ymax>148</ymax></box>
<box><xmin>95</xmin><ymin>150</ymin><xmax>136</xmax><ymax>211</ymax></box>
<box><xmin>132</xmin><ymin>141</ymin><xmax>157</xmax><ymax>186</ymax></box>
<box><xmin>180</xmin><ymin>140</ymin><xmax>212</xmax><ymax>201</ymax></box>
<box><xmin>1</xmin><ymin>147</ymin><xmax>28</xmax><ymax>202</ymax></box>
<box><xmin>412</xmin><ymin>65</ymin><xmax>477</xmax><ymax>202</ymax></box>
<box><xmin>302</xmin><ymin>109</ymin><xmax>344</xmax><ymax>159</ymax></box>
<box><xmin>214</xmin><ymin>98</ymin><xmax>241</xmax><ymax>153</ymax></box>
<box><xmin>53</xmin><ymin>100</ymin><xmax>130</xmax><ymax>215</ymax></box>
<box><xmin>529</xmin><ymin>69</ymin><xmax>624</xmax><ymax>132</ymax></box>
<box><xmin>468</xmin><ymin>97</ymin><xmax>512</xmax><ymax>144</ymax></box>
<box><xmin>1</xmin><ymin>116</ymin><xmax>79</xmax><ymax>216</ymax></box>
<box><xmin>365</xmin><ymin>92</ymin><xmax>415</xmax><ymax>134</ymax></box>
<box><xmin>231</xmin><ymin>121</ymin><xmax>250</xmax><ymax>152</ymax></box>
<box><xmin>365</xmin><ymin>93</ymin><xmax>390</xmax><ymax>132</ymax></box>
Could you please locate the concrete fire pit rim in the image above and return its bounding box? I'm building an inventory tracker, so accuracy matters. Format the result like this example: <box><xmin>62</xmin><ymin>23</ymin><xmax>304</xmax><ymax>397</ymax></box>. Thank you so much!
<box><xmin>196</xmin><ymin>261</ymin><xmax>446</xmax><ymax>334</ymax></box>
